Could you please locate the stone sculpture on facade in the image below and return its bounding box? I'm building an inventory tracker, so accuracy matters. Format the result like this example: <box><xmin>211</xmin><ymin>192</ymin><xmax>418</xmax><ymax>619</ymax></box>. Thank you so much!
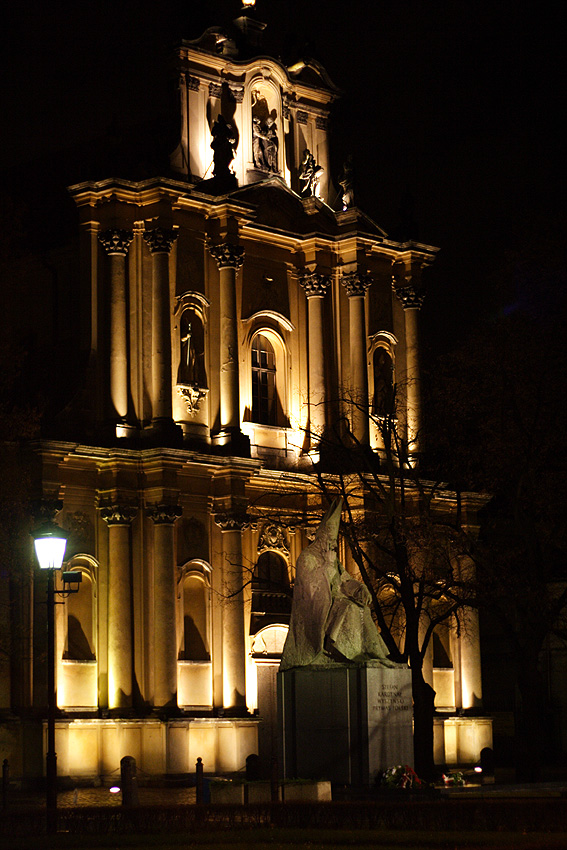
<box><xmin>338</xmin><ymin>154</ymin><xmax>354</xmax><ymax>210</ymax></box>
<box><xmin>211</xmin><ymin>115</ymin><xmax>237</xmax><ymax>177</ymax></box>
<box><xmin>280</xmin><ymin>499</ymin><xmax>396</xmax><ymax>670</ymax></box>
<box><xmin>298</xmin><ymin>148</ymin><xmax>324</xmax><ymax>198</ymax></box>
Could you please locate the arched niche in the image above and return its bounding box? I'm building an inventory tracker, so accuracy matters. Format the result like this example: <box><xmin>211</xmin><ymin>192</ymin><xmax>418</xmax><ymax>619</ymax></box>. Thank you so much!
<box><xmin>177</xmin><ymin>560</ymin><xmax>212</xmax><ymax>662</ymax></box>
<box><xmin>177</xmin><ymin>560</ymin><xmax>213</xmax><ymax>708</ymax></box>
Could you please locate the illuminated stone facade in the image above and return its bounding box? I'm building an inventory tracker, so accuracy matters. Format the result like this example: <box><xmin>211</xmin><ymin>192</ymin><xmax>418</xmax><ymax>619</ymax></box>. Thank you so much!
<box><xmin>0</xmin><ymin>12</ymin><xmax>491</xmax><ymax>782</ymax></box>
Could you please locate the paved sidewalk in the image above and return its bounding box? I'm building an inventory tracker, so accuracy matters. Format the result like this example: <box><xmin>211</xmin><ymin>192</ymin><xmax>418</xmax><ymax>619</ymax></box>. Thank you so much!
<box><xmin>4</xmin><ymin>784</ymin><xmax>198</xmax><ymax>809</ymax></box>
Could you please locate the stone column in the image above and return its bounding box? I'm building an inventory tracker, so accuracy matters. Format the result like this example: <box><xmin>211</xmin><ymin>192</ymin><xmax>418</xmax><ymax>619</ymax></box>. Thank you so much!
<box><xmin>98</xmin><ymin>229</ymin><xmax>134</xmax><ymax>424</ymax></box>
<box><xmin>147</xmin><ymin>503</ymin><xmax>182</xmax><ymax>709</ymax></box>
<box><xmin>100</xmin><ymin>504</ymin><xmax>137</xmax><ymax>710</ymax></box>
<box><xmin>341</xmin><ymin>271</ymin><xmax>372</xmax><ymax>445</ymax></box>
<box><xmin>143</xmin><ymin>228</ymin><xmax>178</xmax><ymax>427</ymax></box>
<box><xmin>209</xmin><ymin>243</ymin><xmax>245</xmax><ymax>438</ymax></box>
<box><xmin>215</xmin><ymin>512</ymin><xmax>249</xmax><ymax>712</ymax></box>
<box><xmin>299</xmin><ymin>271</ymin><xmax>331</xmax><ymax>442</ymax></box>
<box><xmin>392</xmin><ymin>279</ymin><xmax>425</xmax><ymax>455</ymax></box>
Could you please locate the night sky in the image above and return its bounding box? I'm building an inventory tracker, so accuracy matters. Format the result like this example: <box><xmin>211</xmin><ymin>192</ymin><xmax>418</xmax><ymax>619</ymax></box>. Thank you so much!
<box><xmin>2</xmin><ymin>0</ymin><xmax>564</xmax><ymax>354</ymax></box>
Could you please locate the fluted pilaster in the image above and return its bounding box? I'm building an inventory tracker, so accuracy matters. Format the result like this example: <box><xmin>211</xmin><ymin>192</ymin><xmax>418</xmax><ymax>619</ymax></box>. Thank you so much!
<box><xmin>147</xmin><ymin>503</ymin><xmax>182</xmax><ymax>709</ymax></box>
<box><xmin>393</xmin><ymin>276</ymin><xmax>425</xmax><ymax>455</ymax></box>
<box><xmin>341</xmin><ymin>271</ymin><xmax>372</xmax><ymax>445</ymax></box>
<box><xmin>210</xmin><ymin>243</ymin><xmax>245</xmax><ymax>438</ymax></box>
<box><xmin>214</xmin><ymin>512</ymin><xmax>249</xmax><ymax>711</ymax></box>
<box><xmin>100</xmin><ymin>504</ymin><xmax>137</xmax><ymax>710</ymax></box>
<box><xmin>143</xmin><ymin>228</ymin><xmax>178</xmax><ymax>427</ymax></box>
<box><xmin>99</xmin><ymin>229</ymin><xmax>134</xmax><ymax>423</ymax></box>
<box><xmin>300</xmin><ymin>271</ymin><xmax>331</xmax><ymax>443</ymax></box>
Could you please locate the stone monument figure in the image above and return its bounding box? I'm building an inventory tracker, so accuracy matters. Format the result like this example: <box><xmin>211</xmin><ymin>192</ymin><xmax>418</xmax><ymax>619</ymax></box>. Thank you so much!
<box><xmin>280</xmin><ymin>499</ymin><xmax>396</xmax><ymax>670</ymax></box>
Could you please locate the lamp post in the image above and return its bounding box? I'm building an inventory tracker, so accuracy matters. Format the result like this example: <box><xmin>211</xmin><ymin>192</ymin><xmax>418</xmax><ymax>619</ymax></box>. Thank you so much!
<box><xmin>32</xmin><ymin>520</ymin><xmax>72</xmax><ymax>835</ymax></box>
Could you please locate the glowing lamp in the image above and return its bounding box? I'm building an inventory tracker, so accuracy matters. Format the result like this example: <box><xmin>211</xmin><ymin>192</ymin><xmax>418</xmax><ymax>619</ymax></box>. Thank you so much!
<box><xmin>109</xmin><ymin>786</ymin><xmax>121</xmax><ymax>794</ymax></box>
<box><xmin>33</xmin><ymin>521</ymin><xmax>68</xmax><ymax>571</ymax></box>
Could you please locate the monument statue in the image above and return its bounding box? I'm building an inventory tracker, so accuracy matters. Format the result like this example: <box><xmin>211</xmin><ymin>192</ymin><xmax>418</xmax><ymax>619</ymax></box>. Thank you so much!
<box><xmin>280</xmin><ymin>499</ymin><xmax>396</xmax><ymax>670</ymax></box>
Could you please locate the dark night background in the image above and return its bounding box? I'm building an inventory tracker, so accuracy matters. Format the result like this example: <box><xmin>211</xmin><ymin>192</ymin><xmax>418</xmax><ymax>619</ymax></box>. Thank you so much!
<box><xmin>2</xmin><ymin>0</ymin><xmax>564</xmax><ymax>357</ymax></box>
<box><xmin>1</xmin><ymin>0</ymin><xmax>566</xmax><ymax>777</ymax></box>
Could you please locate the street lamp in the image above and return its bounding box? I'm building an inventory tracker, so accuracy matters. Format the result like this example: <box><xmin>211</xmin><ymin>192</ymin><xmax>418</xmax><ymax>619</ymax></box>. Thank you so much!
<box><xmin>32</xmin><ymin>520</ymin><xmax>80</xmax><ymax>834</ymax></box>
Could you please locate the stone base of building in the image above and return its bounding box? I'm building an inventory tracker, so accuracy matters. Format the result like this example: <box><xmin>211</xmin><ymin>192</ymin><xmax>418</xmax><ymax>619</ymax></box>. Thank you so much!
<box><xmin>35</xmin><ymin>717</ymin><xmax>259</xmax><ymax>782</ymax></box>
<box><xmin>434</xmin><ymin>715</ymin><xmax>493</xmax><ymax>766</ymax></box>
<box><xmin>278</xmin><ymin>663</ymin><xmax>413</xmax><ymax>786</ymax></box>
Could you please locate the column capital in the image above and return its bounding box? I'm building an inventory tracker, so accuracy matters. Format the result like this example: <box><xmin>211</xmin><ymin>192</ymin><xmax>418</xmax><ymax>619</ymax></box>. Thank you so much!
<box><xmin>214</xmin><ymin>512</ymin><xmax>250</xmax><ymax>532</ymax></box>
<box><xmin>209</xmin><ymin>242</ymin><xmax>245</xmax><ymax>270</ymax></box>
<box><xmin>299</xmin><ymin>271</ymin><xmax>331</xmax><ymax>298</ymax></box>
<box><xmin>143</xmin><ymin>227</ymin><xmax>178</xmax><ymax>254</ymax></box>
<box><xmin>147</xmin><ymin>503</ymin><xmax>182</xmax><ymax>525</ymax></box>
<box><xmin>98</xmin><ymin>228</ymin><xmax>134</xmax><ymax>256</ymax></box>
<box><xmin>392</xmin><ymin>278</ymin><xmax>426</xmax><ymax>309</ymax></box>
<box><xmin>341</xmin><ymin>271</ymin><xmax>372</xmax><ymax>297</ymax></box>
<box><xmin>100</xmin><ymin>504</ymin><xmax>138</xmax><ymax>526</ymax></box>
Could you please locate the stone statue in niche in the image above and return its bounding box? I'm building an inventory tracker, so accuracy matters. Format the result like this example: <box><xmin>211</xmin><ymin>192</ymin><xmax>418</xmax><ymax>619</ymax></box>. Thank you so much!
<box><xmin>251</xmin><ymin>90</ymin><xmax>279</xmax><ymax>173</ymax></box>
<box><xmin>280</xmin><ymin>499</ymin><xmax>396</xmax><ymax>670</ymax></box>
<box><xmin>179</xmin><ymin>311</ymin><xmax>206</xmax><ymax>387</ymax></box>
<box><xmin>211</xmin><ymin>114</ymin><xmax>237</xmax><ymax>177</ymax></box>
<box><xmin>298</xmin><ymin>148</ymin><xmax>324</xmax><ymax>198</ymax></box>
<box><xmin>338</xmin><ymin>154</ymin><xmax>354</xmax><ymax>210</ymax></box>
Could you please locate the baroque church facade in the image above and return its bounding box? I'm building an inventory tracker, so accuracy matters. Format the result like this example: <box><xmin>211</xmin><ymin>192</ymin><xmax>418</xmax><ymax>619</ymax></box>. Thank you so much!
<box><xmin>1</xmin><ymin>9</ymin><xmax>491</xmax><ymax>782</ymax></box>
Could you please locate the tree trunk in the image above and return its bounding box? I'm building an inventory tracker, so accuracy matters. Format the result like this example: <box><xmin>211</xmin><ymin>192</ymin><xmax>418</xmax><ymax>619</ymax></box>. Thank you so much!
<box><xmin>412</xmin><ymin>667</ymin><xmax>436</xmax><ymax>781</ymax></box>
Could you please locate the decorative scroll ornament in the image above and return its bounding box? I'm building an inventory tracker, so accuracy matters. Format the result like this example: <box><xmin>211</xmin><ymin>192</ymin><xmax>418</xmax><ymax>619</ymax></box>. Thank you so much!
<box><xmin>98</xmin><ymin>229</ymin><xmax>134</xmax><ymax>256</ymax></box>
<box><xmin>177</xmin><ymin>383</ymin><xmax>208</xmax><ymax>414</ymax></box>
<box><xmin>147</xmin><ymin>503</ymin><xmax>182</xmax><ymax>525</ymax></box>
<box><xmin>392</xmin><ymin>277</ymin><xmax>426</xmax><ymax>309</ymax></box>
<box><xmin>209</xmin><ymin>242</ymin><xmax>245</xmax><ymax>270</ymax></box>
<box><xmin>143</xmin><ymin>227</ymin><xmax>178</xmax><ymax>254</ymax></box>
<box><xmin>258</xmin><ymin>523</ymin><xmax>289</xmax><ymax>555</ymax></box>
<box><xmin>214</xmin><ymin>512</ymin><xmax>250</xmax><ymax>532</ymax></box>
<box><xmin>341</xmin><ymin>271</ymin><xmax>372</xmax><ymax>297</ymax></box>
<box><xmin>299</xmin><ymin>271</ymin><xmax>331</xmax><ymax>298</ymax></box>
<box><xmin>100</xmin><ymin>504</ymin><xmax>138</xmax><ymax>526</ymax></box>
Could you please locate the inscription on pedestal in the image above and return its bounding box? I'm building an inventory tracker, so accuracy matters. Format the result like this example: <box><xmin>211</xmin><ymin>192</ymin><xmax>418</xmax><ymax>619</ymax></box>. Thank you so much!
<box><xmin>366</xmin><ymin>667</ymin><xmax>413</xmax><ymax>776</ymax></box>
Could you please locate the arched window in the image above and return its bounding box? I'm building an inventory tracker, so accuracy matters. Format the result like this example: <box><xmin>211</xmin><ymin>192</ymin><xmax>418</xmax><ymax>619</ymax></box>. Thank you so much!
<box><xmin>180</xmin><ymin>573</ymin><xmax>210</xmax><ymax>662</ymax></box>
<box><xmin>251</xmin><ymin>551</ymin><xmax>291</xmax><ymax>635</ymax></box>
<box><xmin>373</xmin><ymin>347</ymin><xmax>394</xmax><ymax>416</ymax></box>
<box><xmin>252</xmin><ymin>333</ymin><xmax>277</xmax><ymax>425</ymax></box>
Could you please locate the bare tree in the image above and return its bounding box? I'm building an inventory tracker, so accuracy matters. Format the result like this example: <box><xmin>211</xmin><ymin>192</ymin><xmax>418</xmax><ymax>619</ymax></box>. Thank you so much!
<box><xmin>304</xmin><ymin>388</ymin><xmax>483</xmax><ymax>780</ymax></box>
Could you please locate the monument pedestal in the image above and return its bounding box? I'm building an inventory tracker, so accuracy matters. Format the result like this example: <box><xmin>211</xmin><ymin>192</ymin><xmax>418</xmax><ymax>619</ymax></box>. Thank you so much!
<box><xmin>278</xmin><ymin>663</ymin><xmax>413</xmax><ymax>786</ymax></box>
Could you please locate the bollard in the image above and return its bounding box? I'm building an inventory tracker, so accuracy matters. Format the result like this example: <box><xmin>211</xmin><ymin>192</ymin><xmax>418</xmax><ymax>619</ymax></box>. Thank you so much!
<box><xmin>195</xmin><ymin>757</ymin><xmax>204</xmax><ymax>804</ymax></box>
<box><xmin>2</xmin><ymin>759</ymin><xmax>8</xmax><ymax>810</ymax></box>
<box><xmin>120</xmin><ymin>755</ymin><xmax>139</xmax><ymax>807</ymax></box>
<box><xmin>245</xmin><ymin>753</ymin><xmax>260</xmax><ymax>782</ymax></box>
<box><xmin>480</xmin><ymin>746</ymin><xmax>495</xmax><ymax>784</ymax></box>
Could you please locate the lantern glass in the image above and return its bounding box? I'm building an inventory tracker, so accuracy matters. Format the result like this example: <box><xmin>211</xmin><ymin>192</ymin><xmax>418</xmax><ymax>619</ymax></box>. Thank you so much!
<box><xmin>34</xmin><ymin>527</ymin><xmax>67</xmax><ymax>571</ymax></box>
